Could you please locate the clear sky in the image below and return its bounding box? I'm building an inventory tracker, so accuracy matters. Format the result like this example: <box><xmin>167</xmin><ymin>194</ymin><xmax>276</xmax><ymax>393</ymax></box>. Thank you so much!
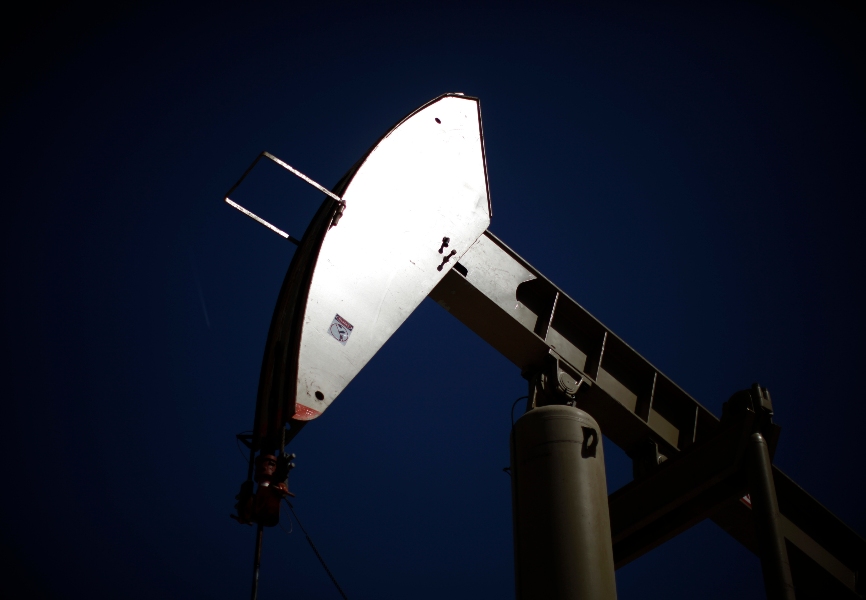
<box><xmin>2</xmin><ymin>1</ymin><xmax>864</xmax><ymax>599</ymax></box>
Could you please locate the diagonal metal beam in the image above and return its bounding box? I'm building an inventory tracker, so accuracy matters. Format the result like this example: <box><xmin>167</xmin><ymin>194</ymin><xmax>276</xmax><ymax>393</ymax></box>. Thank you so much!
<box><xmin>429</xmin><ymin>229</ymin><xmax>866</xmax><ymax>599</ymax></box>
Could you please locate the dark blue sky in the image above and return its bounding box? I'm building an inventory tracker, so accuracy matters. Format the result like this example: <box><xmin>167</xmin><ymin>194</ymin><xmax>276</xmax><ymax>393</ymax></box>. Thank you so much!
<box><xmin>2</xmin><ymin>2</ymin><xmax>864</xmax><ymax>599</ymax></box>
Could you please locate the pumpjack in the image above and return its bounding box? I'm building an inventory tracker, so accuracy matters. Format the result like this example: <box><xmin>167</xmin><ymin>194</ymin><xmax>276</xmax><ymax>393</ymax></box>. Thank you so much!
<box><xmin>225</xmin><ymin>94</ymin><xmax>864</xmax><ymax>600</ymax></box>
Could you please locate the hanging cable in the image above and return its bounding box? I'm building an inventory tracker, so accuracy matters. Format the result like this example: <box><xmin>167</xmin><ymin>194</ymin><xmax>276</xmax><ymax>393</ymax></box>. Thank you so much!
<box><xmin>235</xmin><ymin>436</ymin><xmax>250</xmax><ymax>465</ymax></box>
<box><xmin>235</xmin><ymin>430</ymin><xmax>253</xmax><ymax>465</ymax></box>
<box><xmin>278</xmin><ymin>502</ymin><xmax>294</xmax><ymax>535</ymax></box>
<box><xmin>504</xmin><ymin>396</ymin><xmax>530</xmax><ymax>477</ymax></box>
<box><xmin>284</xmin><ymin>500</ymin><xmax>349</xmax><ymax>600</ymax></box>
<box><xmin>511</xmin><ymin>396</ymin><xmax>529</xmax><ymax>429</ymax></box>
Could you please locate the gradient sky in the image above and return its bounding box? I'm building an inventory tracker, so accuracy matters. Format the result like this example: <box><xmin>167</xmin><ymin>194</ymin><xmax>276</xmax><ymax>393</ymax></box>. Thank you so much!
<box><xmin>2</xmin><ymin>2</ymin><xmax>864</xmax><ymax>599</ymax></box>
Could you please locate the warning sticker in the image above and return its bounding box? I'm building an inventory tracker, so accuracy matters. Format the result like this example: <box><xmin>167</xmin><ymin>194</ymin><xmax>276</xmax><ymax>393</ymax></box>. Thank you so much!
<box><xmin>328</xmin><ymin>314</ymin><xmax>354</xmax><ymax>345</ymax></box>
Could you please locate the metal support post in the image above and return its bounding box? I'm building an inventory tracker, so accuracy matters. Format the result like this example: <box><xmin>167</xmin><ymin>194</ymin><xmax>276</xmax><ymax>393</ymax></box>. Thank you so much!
<box><xmin>511</xmin><ymin>405</ymin><xmax>617</xmax><ymax>600</ymax></box>
<box><xmin>250</xmin><ymin>523</ymin><xmax>264</xmax><ymax>600</ymax></box>
<box><xmin>746</xmin><ymin>432</ymin><xmax>795</xmax><ymax>600</ymax></box>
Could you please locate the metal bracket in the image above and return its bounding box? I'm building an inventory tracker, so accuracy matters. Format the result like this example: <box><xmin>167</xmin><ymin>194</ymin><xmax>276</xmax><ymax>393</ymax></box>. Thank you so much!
<box><xmin>722</xmin><ymin>383</ymin><xmax>780</xmax><ymax>457</ymax></box>
<box><xmin>628</xmin><ymin>439</ymin><xmax>666</xmax><ymax>480</ymax></box>
<box><xmin>223</xmin><ymin>151</ymin><xmax>345</xmax><ymax>245</ymax></box>
<box><xmin>525</xmin><ymin>354</ymin><xmax>593</xmax><ymax>410</ymax></box>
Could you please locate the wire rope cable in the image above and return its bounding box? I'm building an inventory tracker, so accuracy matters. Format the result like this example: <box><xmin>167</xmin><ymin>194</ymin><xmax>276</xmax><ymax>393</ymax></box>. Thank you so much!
<box><xmin>284</xmin><ymin>499</ymin><xmax>349</xmax><ymax>600</ymax></box>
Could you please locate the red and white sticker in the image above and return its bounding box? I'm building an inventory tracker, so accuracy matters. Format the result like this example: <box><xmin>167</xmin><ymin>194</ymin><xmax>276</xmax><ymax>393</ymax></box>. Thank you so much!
<box><xmin>328</xmin><ymin>314</ymin><xmax>354</xmax><ymax>345</ymax></box>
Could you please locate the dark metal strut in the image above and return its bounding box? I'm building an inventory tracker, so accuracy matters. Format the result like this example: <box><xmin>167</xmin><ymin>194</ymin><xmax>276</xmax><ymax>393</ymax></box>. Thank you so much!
<box><xmin>250</xmin><ymin>523</ymin><xmax>264</xmax><ymax>600</ymax></box>
<box><xmin>747</xmin><ymin>432</ymin><xmax>796</xmax><ymax>600</ymax></box>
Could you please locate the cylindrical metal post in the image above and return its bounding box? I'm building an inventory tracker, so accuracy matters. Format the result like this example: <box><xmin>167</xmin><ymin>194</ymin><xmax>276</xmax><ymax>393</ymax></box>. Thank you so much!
<box><xmin>250</xmin><ymin>523</ymin><xmax>264</xmax><ymax>600</ymax></box>
<box><xmin>746</xmin><ymin>432</ymin><xmax>795</xmax><ymax>600</ymax></box>
<box><xmin>511</xmin><ymin>405</ymin><xmax>617</xmax><ymax>600</ymax></box>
